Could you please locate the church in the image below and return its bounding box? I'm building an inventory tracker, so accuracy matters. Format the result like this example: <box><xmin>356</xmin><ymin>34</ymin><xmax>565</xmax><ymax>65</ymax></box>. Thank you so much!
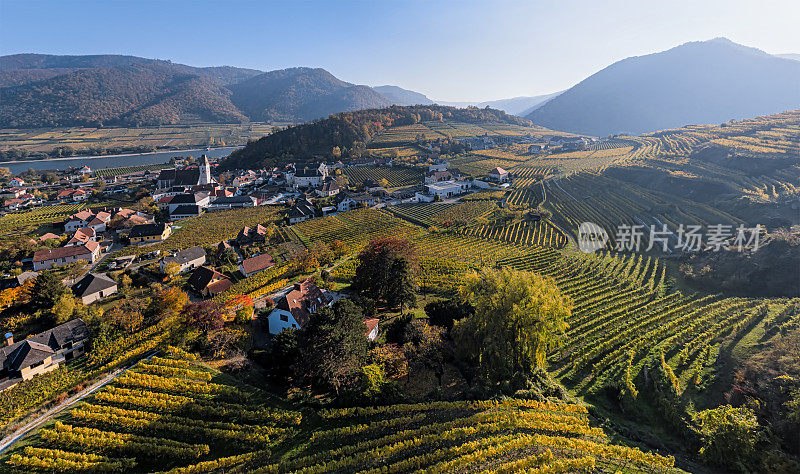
<box><xmin>156</xmin><ymin>155</ymin><xmax>214</xmax><ymax>188</ymax></box>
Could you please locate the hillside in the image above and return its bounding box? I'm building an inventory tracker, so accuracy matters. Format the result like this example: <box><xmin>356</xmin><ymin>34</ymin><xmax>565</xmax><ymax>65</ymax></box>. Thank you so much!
<box><xmin>228</xmin><ymin>67</ymin><xmax>392</xmax><ymax>123</ymax></box>
<box><xmin>221</xmin><ymin>105</ymin><xmax>531</xmax><ymax>170</ymax></box>
<box><xmin>0</xmin><ymin>63</ymin><xmax>247</xmax><ymax>127</ymax></box>
<box><xmin>374</xmin><ymin>85</ymin><xmax>434</xmax><ymax>105</ymax></box>
<box><xmin>526</xmin><ymin>38</ymin><xmax>800</xmax><ymax>136</ymax></box>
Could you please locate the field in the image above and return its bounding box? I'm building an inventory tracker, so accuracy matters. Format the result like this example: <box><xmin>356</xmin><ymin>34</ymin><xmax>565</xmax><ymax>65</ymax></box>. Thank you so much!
<box><xmin>0</xmin><ymin>122</ymin><xmax>274</xmax><ymax>155</ymax></box>
<box><xmin>93</xmin><ymin>164</ymin><xmax>171</xmax><ymax>178</ymax></box>
<box><xmin>387</xmin><ymin>201</ymin><xmax>496</xmax><ymax>227</ymax></box>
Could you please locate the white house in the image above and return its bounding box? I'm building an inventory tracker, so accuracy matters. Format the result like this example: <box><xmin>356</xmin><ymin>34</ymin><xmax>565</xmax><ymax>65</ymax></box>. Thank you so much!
<box><xmin>487</xmin><ymin>167</ymin><xmax>509</xmax><ymax>183</ymax></box>
<box><xmin>267</xmin><ymin>279</ymin><xmax>332</xmax><ymax>334</ymax></box>
<box><xmin>336</xmin><ymin>193</ymin><xmax>379</xmax><ymax>212</ymax></box>
<box><xmin>33</xmin><ymin>242</ymin><xmax>101</xmax><ymax>271</ymax></box>
<box><xmin>72</xmin><ymin>273</ymin><xmax>118</xmax><ymax>304</ymax></box>
<box><xmin>8</xmin><ymin>178</ymin><xmax>25</xmax><ymax>187</ymax></box>
<box><xmin>160</xmin><ymin>246</ymin><xmax>207</xmax><ymax>274</ymax></box>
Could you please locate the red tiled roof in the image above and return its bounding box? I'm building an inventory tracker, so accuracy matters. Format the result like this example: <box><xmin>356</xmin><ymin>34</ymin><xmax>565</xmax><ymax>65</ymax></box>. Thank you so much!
<box><xmin>364</xmin><ymin>318</ymin><xmax>379</xmax><ymax>336</ymax></box>
<box><xmin>240</xmin><ymin>253</ymin><xmax>274</xmax><ymax>275</ymax></box>
<box><xmin>33</xmin><ymin>243</ymin><xmax>96</xmax><ymax>262</ymax></box>
<box><xmin>274</xmin><ymin>279</ymin><xmax>328</xmax><ymax>328</ymax></box>
<box><xmin>206</xmin><ymin>278</ymin><xmax>233</xmax><ymax>295</ymax></box>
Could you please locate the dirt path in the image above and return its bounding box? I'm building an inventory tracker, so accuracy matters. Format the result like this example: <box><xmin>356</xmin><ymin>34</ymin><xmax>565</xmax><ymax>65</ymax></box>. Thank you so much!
<box><xmin>0</xmin><ymin>352</ymin><xmax>157</xmax><ymax>455</ymax></box>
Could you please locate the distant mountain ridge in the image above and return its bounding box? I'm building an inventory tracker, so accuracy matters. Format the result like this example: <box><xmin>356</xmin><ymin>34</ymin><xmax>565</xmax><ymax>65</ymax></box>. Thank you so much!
<box><xmin>373</xmin><ymin>85</ymin><xmax>561</xmax><ymax>116</ymax></box>
<box><xmin>229</xmin><ymin>68</ymin><xmax>392</xmax><ymax>123</ymax></box>
<box><xmin>0</xmin><ymin>54</ymin><xmax>393</xmax><ymax>127</ymax></box>
<box><xmin>373</xmin><ymin>85</ymin><xmax>434</xmax><ymax>106</ymax></box>
<box><xmin>526</xmin><ymin>38</ymin><xmax>800</xmax><ymax>136</ymax></box>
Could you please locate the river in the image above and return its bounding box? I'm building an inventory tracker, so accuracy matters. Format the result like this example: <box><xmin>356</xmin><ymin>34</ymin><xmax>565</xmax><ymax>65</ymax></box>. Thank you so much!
<box><xmin>2</xmin><ymin>147</ymin><xmax>241</xmax><ymax>174</ymax></box>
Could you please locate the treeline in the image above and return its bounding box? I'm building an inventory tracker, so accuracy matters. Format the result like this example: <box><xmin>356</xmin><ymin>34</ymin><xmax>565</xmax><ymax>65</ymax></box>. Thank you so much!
<box><xmin>221</xmin><ymin>105</ymin><xmax>530</xmax><ymax>170</ymax></box>
<box><xmin>0</xmin><ymin>144</ymin><xmax>161</xmax><ymax>162</ymax></box>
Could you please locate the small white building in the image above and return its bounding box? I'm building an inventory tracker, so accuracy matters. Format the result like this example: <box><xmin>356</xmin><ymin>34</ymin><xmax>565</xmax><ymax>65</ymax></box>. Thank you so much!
<box><xmin>32</xmin><ymin>242</ymin><xmax>101</xmax><ymax>271</ymax></box>
<box><xmin>426</xmin><ymin>180</ymin><xmax>471</xmax><ymax>199</ymax></box>
<box><xmin>72</xmin><ymin>273</ymin><xmax>118</xmax><ymax>304</ymax></box>
<box><xmin>160</xmin><ymin>246</ymin><xmax>207</xmax><ymax>274</ymax></box>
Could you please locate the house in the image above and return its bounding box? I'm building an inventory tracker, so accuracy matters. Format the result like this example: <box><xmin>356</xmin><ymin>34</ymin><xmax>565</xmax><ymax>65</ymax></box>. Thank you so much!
<box><xmin>0</xmin><ymin>319</ymin><xmax>88</xmax><ymax>387</ymax></box>
<box><xmin>64</xmin><ymin>210</ymin><xmax>95</xmax><ymax>232</ymax></box>
<box><xmin>292</xmin><ymin>166</ymin><xmax>326</xmax><ymax>189</ymax></box>
<box><xmin>336</xmin><ymin>192</ymin><xmax>379</xmax><ymax>212</ymax></box>
<box><xmin>528</xmin><ymin>144</ymin><xmax>545</xmax><ymax>154</ymax></box>
<box><xmin>38</xmin><ymin>233</ymin><xmax>61</xmax><ymax>243</ymax></box>
<box><xmin>561</xmin><ymin>137</ymin><xmax>590</xmax><ymax>151</ymax></box>
<box><xmin>315</xmin><ymin>177</ymin><xmax>340</xmax><ymax>197</ymax></box>
<box><xmin>424</xmin><ymin>170</ymin><xmax>453</xmax><ymax>184</ymax></box>
<box><xmin>72</xmin><ymin>273</ymin><xmax>118</xmax><ymax>304</ymax></box>
<box><xmin>160</xmin><ymin>246</ymin><xmax>206</xmax><ymax>274</ymax></box>
<box><xmin>428</xmin><ymin>160</ymin><xmax>450</xmax><ymax>172</ymax></box>
<box><xmin>86</xmin><ymin>211</ymin><xmax>111</xmax><ymax>233</ymax></box>
<box><xmin>267</xmin><ymin>279</ymin><xmax>333</xmax><ymax>334</ymax></box>
<box><xmin>237</xmin><ymin>224</ymin><xmax>269</xmax><ymax>245</ymax></box>
<box><xmin>364</xmin><ymin>318</ymin><xmax>380</xmax><ymax>341</ymax></box>
<box><xmin>188</xmin><ymin>266</ymin><xmax>232</xmax><ymax>297</ymax></box>
<box><xmin>129</xmin><ymin>223</ymin><xmax>171</xmax><ymax>244</ymax></box>
<box><xmin>0</xmin><ymin>271</ymin><xmax>37</xmax><ymax>290</ymax></box>
<box><xmin>426</xmin><ymin>180</ymin><xmax>471</xmax><ymax>199</ymax></box>
<box><xmin>66</xmin><ymin>227</ymin><xmax>96</xmax><ymax>246</ymax></box>
<box><xmin>207</xmin><ymin>195</ymin><xmax>257</xmax><ymax>211</ymax></box>
<box><xmin>218</xmin><ymin>240</ymin><xmax>233</xmax><ymax>253</ymax></box>
<box><xmin>239</xmin><ymin>253</ymin><xmax>274</xmax><ymax>278</ymax></box>
<box><xmin>487</xmin><ymin>167</ymin><xmax>509</xmax><ymax>183</ymax></box>
<box><xmin>167</xmin><ymin>193</ymin><xmax>210</xmax><ymax>215</ymax></box>
<box><xmin>8</xmin><ymin>178</ymin><xmax>25</xmax><ymax>187</ymax></box>
<box><xmin>170</xmin><ymin>205</ymin><xmax>204</xmax><ymax>220</ymax></box>
<box><xmin>33</xmin><ymin>242</ymin><xmax>100</xmax><ymax>271</ymax></box>
<box><xmin>287</xmin><ymin>195</ymin><xmax>319</xmax><ymax>224</ymax></box>
<box><xmin>0</xmin><ymin>187</ymin><xmax>26</xmax><ymax>200</ymax></box>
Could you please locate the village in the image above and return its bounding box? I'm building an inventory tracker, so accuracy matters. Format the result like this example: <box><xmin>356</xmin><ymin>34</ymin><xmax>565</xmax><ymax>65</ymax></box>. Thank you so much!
<box><xmin>0</xmin><ymin>132</ymin><xmax>601</xmax><ymax>393</ymax></box>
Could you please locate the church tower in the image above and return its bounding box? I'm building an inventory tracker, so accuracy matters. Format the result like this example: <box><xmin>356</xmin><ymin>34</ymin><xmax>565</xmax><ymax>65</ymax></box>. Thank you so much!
<box><xmin>199</xmin><ymin>154</ymin><xmax>213</xmax><ymax>185</ymax></box>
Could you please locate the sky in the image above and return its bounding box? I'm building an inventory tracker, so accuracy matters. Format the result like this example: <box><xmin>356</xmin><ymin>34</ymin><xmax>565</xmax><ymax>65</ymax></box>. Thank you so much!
<box><xmin>1</xmin><ymin>0</ymin><xmax>799</xmax><ymax>102</ymax></box>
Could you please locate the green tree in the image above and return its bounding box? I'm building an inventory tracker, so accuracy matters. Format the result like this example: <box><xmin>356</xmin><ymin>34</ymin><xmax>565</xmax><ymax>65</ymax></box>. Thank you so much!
<box><xmin>31</xmin><ymin>271</ymin><xmax>67</xmax><ymax>312</ymax></box>
<box><xmin>352</xmin><ymin>238</ymin><xmax>417</xmax><ymax>308</ymax></box>
<box><xmin>51</xmin><ymin>294</ymin><xmax>76</xmax><ymax>324</ymax></box>
<box><xmin>386</xmin><ymin>257</ymin><xmax>417</xmax><ymax>313</ymax></box>
<box><xmin>424</xmin><ymin>298</ymin><xmax>474</xmax><ymax>330</ymax></box>
<box><xmin>453</xmin><ymin>267</ymin><xmax>571</xmax><ymax>381</ymax></box>
<box><xmin>301</xmin><ymin>299</ymin><xmax>368</xmax><ymax>395</ymax></box>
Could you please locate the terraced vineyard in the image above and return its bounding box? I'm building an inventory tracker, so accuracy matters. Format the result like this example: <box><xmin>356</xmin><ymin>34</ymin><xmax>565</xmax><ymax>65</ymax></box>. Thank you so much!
<box><xmin>260</xmin><ymin>399</ymin><xmax>678</xmax><ymax>473</ymax></box>
<box><xmin>0</xmin><ymin>202</ymin><xmax>87</xmax><ymax>236</ymax></box>
<box><xmin>387</xmin><ymin>201</ymin><xmax>496</xmax><ymax>227</ymax></box>
<box><xmin>3</xmin><ymin>352</ymin><xmax>302</xmax><ymax>473</ymax></box>
<box><xmin>343</xmin><ymin>165</ymin><xmax>423</xmax><ymax>188</ymax></box>
<box><xmin>93</xmin><ymin>163</ymin><xmax>170</xmax><ymax>178</ymax></box>
<box><xmin>293</xmin><ymin>208</ymin><xmax>420</xmax><ymax>251</ymax></box>
<box><xmin>462</xmin><ymin>220</ymin><xmax>568</xmax><ymax>249</ymax></box>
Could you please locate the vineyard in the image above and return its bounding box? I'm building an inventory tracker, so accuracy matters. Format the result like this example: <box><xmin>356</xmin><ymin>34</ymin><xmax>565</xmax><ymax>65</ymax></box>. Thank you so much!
<box><xmin>387</xmin><ymin>201</ymin><xmax>496</xmax><ymax>227</ymax></box>
<box><xmin>2</xmin><ymin>352</ymin><xmax>302</xmax><ymax>473</ymax></box>
<box><xmin>0</xmin><ymin>122</ymin><xmax>273</xmax><ymax>154</ymax></box>
<box><xmin>258</xmin><ymin>399</ymin><xmax>677</xmax><ymax>473</ymax></box>
<box><xmin>343</xmin><ymin>166</ymin><xmax>423</xmax><ymax>188</ymax></box>
<box><xmin>461</xmin><ymin>220</ymin><xmax>568</xmax><ymax>249</ymax></box>
<box><xmin>93</xmin><ymin>163</ymin><xmax>170</xmax><ymax>178</ymax></box>
<box><xmin>116</xmin><ymin>205</ymin><xmax>284</xmax><ymax>257</ymax></box>
<box><xmin>0</xmin><ymin>202</ymin><xmax>87</xmax><ymax>236</ymax></box>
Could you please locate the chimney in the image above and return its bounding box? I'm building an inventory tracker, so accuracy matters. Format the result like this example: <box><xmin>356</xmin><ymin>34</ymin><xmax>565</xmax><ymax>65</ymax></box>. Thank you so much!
<box><xmin>4</xmin><ymin>332</ymin><xmax>13</xmax><ymax>346</ymax></box>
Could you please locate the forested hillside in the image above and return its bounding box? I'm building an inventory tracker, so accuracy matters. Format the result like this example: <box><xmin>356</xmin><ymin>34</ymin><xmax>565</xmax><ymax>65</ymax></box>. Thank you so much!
<box><xmin>220</xmin><ymin>105</ymin><xmax>531</xmax><ymax>170</ymax></box>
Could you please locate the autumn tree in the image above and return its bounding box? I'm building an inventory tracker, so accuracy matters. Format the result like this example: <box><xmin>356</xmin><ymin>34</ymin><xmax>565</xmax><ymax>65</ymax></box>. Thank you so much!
<box><xmin>31</xmin><ymin>271</ymin><xmax>67</xmax><ymax>312</ymax></box>
<box><xmin>453</xmin><ymin>267</ymin><xmax>571</xmax><ymax>382</ymax></box>
<box><xmin>184</xmin><ymin>301</ymin><xmax>226</xmax><ymax>333</ymax></box>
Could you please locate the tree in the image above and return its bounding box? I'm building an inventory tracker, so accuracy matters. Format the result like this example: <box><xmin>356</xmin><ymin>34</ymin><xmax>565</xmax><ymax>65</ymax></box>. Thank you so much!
<box><xmin>184</xmin><ymin>301</ymin><xmax>226</xmax><ymax>333</ymax></box>
<box><xmin>692</xmin><ymin>405</ymin><xmax>762</xmax><ymax>470</ymax></box>
<box><xmin>118</xmin><ymin>274</ymin><xmax>133</xmax><ymax>297</ymax></box>
<box><xmin>386</xmin><ymin>257</ymin><xmax>417</xmax><ymax>312</ymax></box>
<box><xmin>147</xmin><ymin>286</ymin><xmax>188</xmax><ymax>318</ymax></box>
<box><xmin>51</xmin><ymin>294</ymin><xmax>76</xmax><ymax>324</ymax></box>
<box><xmin>163</xmin><ymin>262</ymin><xmax>181</xmax><ymax>278</ymax></box>
<box><xmin>300</xmin><ymin>299</ymin><xmax>368</xmax><ymax>394</ymax></box>
<box><xmin>31</xmin><ymin>271</ymin><xmax>67</xmax><ymax>312</ymax></box>
<box><xmin>424</xmin><ymin>298</ymin><xmax>474</xmax><ymax>330</ymax></box>
<box><xmin>271</xmin><ymin>328</ymin><xmax>300</xmax><ymax>377</ymax></box>
<box><xmin>452</xmin><ymin>268</ymin><xmax>571</xmax><ymax>381</ymax></box>
<box><xmin>352</xmin><ymin>238</ymin><xmax>417</xmax><ymax>308</ymax></box>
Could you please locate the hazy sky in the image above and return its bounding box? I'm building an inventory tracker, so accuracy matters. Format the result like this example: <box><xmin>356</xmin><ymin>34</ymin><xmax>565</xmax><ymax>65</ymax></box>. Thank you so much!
<box><xmin>1</xmin><ymin>0</ymin><xmax>798</xmax><ymax>101</ymax></box>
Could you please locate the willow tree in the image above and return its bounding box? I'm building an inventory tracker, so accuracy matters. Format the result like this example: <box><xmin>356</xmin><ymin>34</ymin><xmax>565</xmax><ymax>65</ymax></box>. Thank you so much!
<box><xmin>453</xmin><ymin>267</ymin><xmax>571</xmax><ymax>381</ymax></box>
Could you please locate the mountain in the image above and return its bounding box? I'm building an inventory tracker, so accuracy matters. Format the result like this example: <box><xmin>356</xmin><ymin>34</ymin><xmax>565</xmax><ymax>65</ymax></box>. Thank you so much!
<box><xmin>435</xmin><ymin>92</ymin><xmax>562</xmax><ymax>116</ymax></box>
<box><xmin>228</xmin><ymin>68</ymin><xmax>393</xmax><ymax>123</ymax></box>
<box><xmin>776</xmin><ymin>53</ymin><xmax>800</xmax><ymax>61</ymax></box>
<box><xmin>373</xmin><ymin>85</ymin><xmax>434</xmax><ymax>105</ymax></box>
<box><xmin>526</xmin><ymin>38</ymin><xmax>800</xmax><ymax>136</ymax></box>
<box><xmin>0</xmin><ymin>53</ymin><xmax>262</xmax><ymax>87</ymax></box>
<box><xmin>0</xmin><ymin>63</ymin><xmax>246</xmax><ymax>127</ymax></box>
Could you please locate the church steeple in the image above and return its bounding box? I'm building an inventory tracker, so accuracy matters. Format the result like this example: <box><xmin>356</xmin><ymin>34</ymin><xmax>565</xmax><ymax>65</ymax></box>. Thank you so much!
<box><xmin>199</xmin><ymin>154</ymin><xmax>213</xmax><ymax>185</ymax></box>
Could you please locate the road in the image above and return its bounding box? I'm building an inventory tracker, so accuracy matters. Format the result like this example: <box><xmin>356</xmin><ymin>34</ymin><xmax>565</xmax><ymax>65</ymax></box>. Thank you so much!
<box><xmin>0</xmin><ymin>352</ymin><xmax>157</xmax><ymax>455</ymax></box>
